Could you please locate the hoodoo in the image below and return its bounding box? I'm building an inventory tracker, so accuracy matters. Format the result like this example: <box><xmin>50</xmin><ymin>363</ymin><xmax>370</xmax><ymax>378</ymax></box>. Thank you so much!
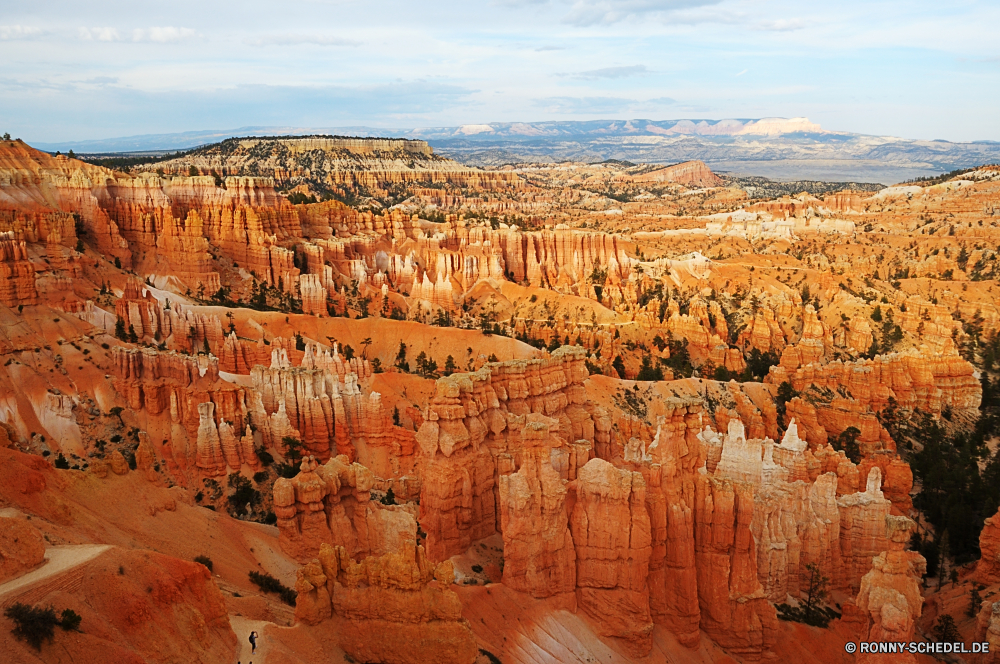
<box><xmin>0</xmin><ymin>130</ymin><xmax>998</xmax><ymax>664</ymax></box>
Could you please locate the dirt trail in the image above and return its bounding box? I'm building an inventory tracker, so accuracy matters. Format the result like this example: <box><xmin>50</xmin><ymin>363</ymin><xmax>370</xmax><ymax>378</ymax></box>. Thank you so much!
<box><xmin>230</xmin><ymin>615</ymin><xmax>273</xmax><ymax>663</ymax></box>
<box><xmin>0</xmin><ymin>544</ymin><xmax>111</xmax><ymax>601</ymax></box>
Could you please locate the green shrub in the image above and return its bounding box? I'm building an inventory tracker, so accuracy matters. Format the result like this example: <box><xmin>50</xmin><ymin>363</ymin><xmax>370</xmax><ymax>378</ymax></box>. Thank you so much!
<box><xmin>54</xmin><ymin>453</ymin><xmax>70</xmax><ymax>470</ymax></box>
<box><xmin>59</xmin><ymin>609</ymin><xmax>82</xmax><ymax>631</ymax></box>
<box><xmin>256</xmin><ymin>447</ymin><xmax>274</xmax><ymax>466</ymax></box>
<box><xmin>274</xmin><ymin>462</ymin><xmax>299</xmax><ymax>479</ymax></box>
<box><xmin>4</xmin><ymin>603</ymin><xmax>58</xmax><ymax>650</ymax></box>
<box><xmin>194</xmin><ymin>555</ymin><xmax>213</xmax><ymax>572</ymax></box>
<box><xmin>248</xmin><ymin>571</ymin><xmax>297</xmax><ymax>606</ymax></box>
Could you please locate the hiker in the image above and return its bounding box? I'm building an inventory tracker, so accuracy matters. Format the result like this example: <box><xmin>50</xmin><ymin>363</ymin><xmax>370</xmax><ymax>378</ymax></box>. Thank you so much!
<box><xmin>249</xmin><ymin>630</ymin><xmax>258</xmax><ymax>654</ymax></box>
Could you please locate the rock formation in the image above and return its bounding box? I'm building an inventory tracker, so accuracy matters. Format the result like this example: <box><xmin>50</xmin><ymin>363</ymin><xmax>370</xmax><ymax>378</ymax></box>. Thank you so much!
<box><xmin>624</xmin><ymin>160</ymin><xmax>724</xmax><ymax>188</ymax></box>
<box><xmin>498</xmin><ymin>414</ymin><xmax>576</xmax><ymax>598</ymax></box>
<box><xmin>851</xmin><ymin>515</ymin><xmax>926</xmax><ymax>664</ymax></box>
<box><xmin>973</xmin><ymin>601</ymin><xmax>1000</xmax><ymax>664</ymax></box>
<box><xmin>273</xmin><ymin>454</ymin><xmax>417</xmax><ymax>562</ymax></box>
<box><xmin>0</xmin><ymin>231</ymin><xmax>37</xmax><ymax>306</ymax></box>
<box><xmin>978</xmin><ymin>508</ymin><xmax>1000</xmax><ymax>583</ymax></box>
<box><xmin>294</xmin><ymin>541</ymin><xmax>478</xmax><ymax>664</ymax></box>
<box><xmin>837</xmin><ymin>468</ymin><xmax>893</xmax><ymax>593</ymax></box>
<box><xmin>0</xmin><ymin>516</ymin><xmax>45</xmax><ymax>582</ymax></box>
<box><xmin>570</xmin><ymin>458</ymin><xmax>653</xmax><ymax>655</ymax></box>
<box><xmin>417</xmin><ymin>347</ymin><xmax>596</xmax><ymax>562</ymax></box>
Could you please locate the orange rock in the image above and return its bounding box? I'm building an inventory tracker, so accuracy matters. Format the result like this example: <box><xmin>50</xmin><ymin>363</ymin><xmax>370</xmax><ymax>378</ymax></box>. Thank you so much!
<box><xmin>694</xmin><ymin>474</ymin><xmax>779</xmax><ymax>659</ymax></box>
<box><xmin>499</xmin><ymin>414</ymin><xmax>576</xmax><ymax>598</ymax></box>
<box><xmin>0</xmin><ymin>231</ymin><xmax>37</xmax><ymax>306</ymax></box>
<box><xmin>293</xmin><ymin>540</ymin><xmax>478</xmax><ymax>664</ymax></box>
<box><xmin>973</xmin><ymin>601</ymin><xmax>1000</xmax><ymax>664</ymax></box>
<box><xmin>837</xmin><ymin>468</ymin><xmax>892</xmax><ymax>593</ymax></box>
<box><xmin>417</xmin><ymin>347</ymin><xmax>595</xmax><ymax>562</ymax></box>
<box><xmin>273</xmin><ymin>454</ymin><xmax>417</xmax><ymax>562</ymax></box>
<box><xmin>977</xmin><ymin>509</ymin><xmax>1000</xmax><ymax>584</ymax></box>
<box><xmin>641</xmin><ymin>397</ymin><xmax>705</xmax><ymax>647</ymax></box>
<box><xmin>853</xmin><ymin>515</ymin><xmax>926</xmax><ymax>664</ymax></box>
<box><xmin>0</xmin><ymin>516</ymin><xmax>45</xmax><ymax>582</ymax></box>
<box><xmin>110</xmin><ymin>449</ymin><xmax>130</xmax><ymax>475</ymax></box>
<box><xmin>79</xmin><ymin>548</ymin><xmax>237</xmax><ymax>663</ymax></box>
<box><xmin>622</xmin><ymin>160</ymin><xmax>723</xmax><ymax>188</ymax></box>
<box><xmin>570</xmin><ymin>458</ymin><xmax>653</xmax><ymax>656</ymax></box>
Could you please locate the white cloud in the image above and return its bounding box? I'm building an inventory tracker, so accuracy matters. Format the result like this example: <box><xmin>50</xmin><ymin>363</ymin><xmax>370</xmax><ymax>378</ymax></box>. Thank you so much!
<box><xmin>735</xmin><ymin>68</ymin><xmax>748</xmax><ymax>76</ymax></box>
<box><xmin>561</xmin><ymin>0</ymin><xmax>722</xmax><ymax>26</ymax></box>
<box><xmin>568</xmin><ymin>64</ymin><xmax>648</xmax><ymax>79</ymax></box>
<box><xmin>249</xmin><ymin>34</ymin><xmax>361</xmax><ymax>47</ymax></box>
<box><xmin>78</xmin><ymin>27</ymin><xmax>121</xmax><ymax>42</ymax></box>
<box><xmin>755</xmin><ymin>18</ymin><xmax>805</xmax><ymax>32</ymax></box>
<box><xmin>0</xmin><ymin>25</ymin><xmax>42</xmax><ymax>40</ymax></box>
<box><xmin>132</xmin><ymin>27</ymin><xmax>196</xmax><ymax>43</ymax></box>
<box><xmin>533</xmin><ymin>95</ymin><xmax>635</xmax><ymax>113</ymax></box>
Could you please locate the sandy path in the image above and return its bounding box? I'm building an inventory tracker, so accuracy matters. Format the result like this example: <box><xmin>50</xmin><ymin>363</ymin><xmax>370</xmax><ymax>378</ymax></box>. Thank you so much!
<box><xmin>0</xmin><ymin>544</ymin><xmax>111</xmax><ymax>598</ymax></box>
<box><xmin>230</xmin><ymin>615</ymin><xmax>273</xmax><ymax>663</ymax></box>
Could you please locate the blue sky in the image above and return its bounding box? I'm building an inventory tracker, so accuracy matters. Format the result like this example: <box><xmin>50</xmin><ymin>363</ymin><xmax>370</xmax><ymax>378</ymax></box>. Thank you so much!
<box><xmin>1</xmin><ymin>0</ymin><xmax>998</xmax><ymax>143</ymax></box>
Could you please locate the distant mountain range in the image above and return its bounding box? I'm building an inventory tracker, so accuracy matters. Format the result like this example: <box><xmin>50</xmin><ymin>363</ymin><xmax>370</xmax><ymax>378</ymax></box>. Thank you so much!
<box><xmin>34</xmin><ymin>118</ymin><xmax>1000</xmax><ymax>184</ymax></box>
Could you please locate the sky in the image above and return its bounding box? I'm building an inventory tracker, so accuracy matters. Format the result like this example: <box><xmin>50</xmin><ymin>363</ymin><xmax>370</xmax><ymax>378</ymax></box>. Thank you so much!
<box><xmin>1</xmin><ymin>0</ymin><xmax>999</xmax><ymax>143</ymax></box>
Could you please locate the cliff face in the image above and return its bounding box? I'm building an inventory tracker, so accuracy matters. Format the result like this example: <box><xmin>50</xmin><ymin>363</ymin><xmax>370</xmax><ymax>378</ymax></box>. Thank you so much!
<box><xmin>250</xmin><ymin>347</ymin><xmax>389</xmax><ymax>465</ymax></box>
<box><xmin>977</xmin><ymin>508</ymin><xmax>1000</xmax><ymax>584</ymax></box>
<box><xmin>0</xmin><ymin>231</ymin><xmax>37</xmax><ymax>306</ymax></box>
<box><xmin>408</xmin><ymin>357</ymin><xmax>918</xmax><ymax>660</ymax></box>
<box><xmin>272</xmin><ymin>454</ymin><xmax>420</xmax><ymax>562</ymax></box>
<box><xmin>770</xmin><ymin>342</ymin><xmax>982</xmax><ymax>418</ymax></box>
<box><xmin>294</xmin><ymin>541</ymin><xmax>478</xmax><ymax>664</ymax></box>
<box><xmin>144</xmin><ymin>136</ymin><xmax>520</xmax><ymax>199</ymax></box>
<box><xmin>498</xmin><ymin>413</ymin><xmax>577</xmax><ymax>598</ymax></box>
<box><xmin>110</xmin><ymin>345</ymin><xmax>252</xmax><ymax>472</ymax></box>
<box><xmin>850</xmin><ymin>516</ymin><xmax>926</xmax><ymax>664</ymax></box>
<box><xmin>416</xmin><ymin>347</ymin><xmax>596</xmax><ymax>562</ymax></box>
<box><xmin>624</xmin><ymin>160</ymin><xmax>724</xmax><ymax>188</ymax></box>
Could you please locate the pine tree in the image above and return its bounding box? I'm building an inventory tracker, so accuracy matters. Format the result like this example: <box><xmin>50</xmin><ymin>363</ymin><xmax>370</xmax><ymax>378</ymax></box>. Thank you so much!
<box><xmin>802</xmin><ymin>562</ymin><xmax>831</xmax><ymax>627</ymax></box>
<box><xmin>969</xmin><ymin>584</ymin><xmax>984</xmax><ymax>618</ymax></box>
<box><xmin>933</xmin><ymin>614</ymin><xmax>960</xmax><ymax>643</ymax></box>
<box><xmin>938</xmin><ymin>530</ymin><xmax>950</xmax><ymax>589</ymax></box>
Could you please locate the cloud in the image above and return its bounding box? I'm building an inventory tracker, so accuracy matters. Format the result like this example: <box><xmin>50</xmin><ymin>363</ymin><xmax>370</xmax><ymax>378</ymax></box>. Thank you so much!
<box><xmin>249</xmin><ymin>34</ymin><xmax>361</xmax><ymax>47</ymax></box>
<box><xmin>0</xmin><ymin>25</ymin><xmax>42</xmax><ymax>40</ymax></box>
<box><xmin>755</xmin><ymin>18</ymin><xmax>805</xmax><ymax>32</ymax></box>
<box><xmin>535</xmin><ymin>45</ymin><xmax>565</xmax><ymax>51</ymax></box>
<box><xmin>80</xmin><ymin>76</ymin><xmax>120</xmax><ymax>86</ymax></box>
<box><xmin>78</xmin><ymin>27</ymin><xmax>121</xmax><ymax>42</ymax></box>
<box><xmin>5</xmin><ymin>79</ymin><xmax>479</xmax><ymax>143</ymax></box>
<box><xmin>735</xmin><ymin>68</ymin><xmax>748</xmax><ymax>76</ymax></box>
<box><xmin>533</xmin><ymin>95</ymin><xmax>634</xmax><ymax>113</ymax></box>
<box><xmin>569</xmin><ymin>65</ymin><xmax>648</xmax><ymax>79</ymax></box>
<box><xmin>645</xmin><ymin>96</ymin><xmax>676</xmax><ymax>104</ymax></box>
<box><xmin>132</xmin><ymin>27</ymin><xmax>196</xmax><ymax>43</ymax></box>
<box><xmin>561</xmin><ymin>0</ymin><xmax>722</xmax><ymax>26</ymax></box>
<box><xmin>0</xmin><ymin>77</ymin><xmax>70</xmax><ymax>92</ymax></box>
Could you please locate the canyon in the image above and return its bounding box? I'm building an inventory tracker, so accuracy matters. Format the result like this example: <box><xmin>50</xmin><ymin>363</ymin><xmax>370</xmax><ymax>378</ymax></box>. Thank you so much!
<box><xmin>0</xmin><ymin>133</ymin><xmax>999</xmax><ymax>663</ymax></box>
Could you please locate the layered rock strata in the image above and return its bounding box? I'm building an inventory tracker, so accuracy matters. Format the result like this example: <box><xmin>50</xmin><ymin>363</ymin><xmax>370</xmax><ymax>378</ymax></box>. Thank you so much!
<box><xmin>294</xmin><ymin>541</ymin><xmax>478</xmax><ymax>664</ymax></box>
<box><xmin>273</xmin><ymin>455</ymin><xmax>417</xmax><ymax>561</ymax></box>
<box><xmin>416</xmin><ymin>346</ymin><xmax>596</xmax><ymax>562</ymax></box>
